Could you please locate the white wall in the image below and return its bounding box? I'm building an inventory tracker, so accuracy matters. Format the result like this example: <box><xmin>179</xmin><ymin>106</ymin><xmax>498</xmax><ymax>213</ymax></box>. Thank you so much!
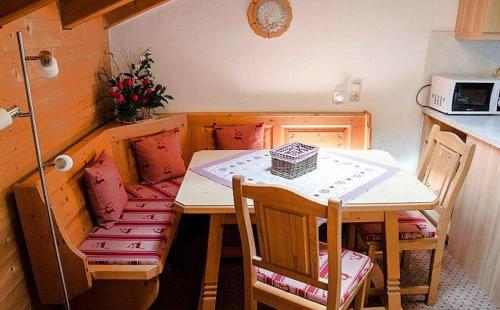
<box><xmin>109</xmin><ymin>0</ymin><xmax>500</xmax><ymax>170</ymax></box>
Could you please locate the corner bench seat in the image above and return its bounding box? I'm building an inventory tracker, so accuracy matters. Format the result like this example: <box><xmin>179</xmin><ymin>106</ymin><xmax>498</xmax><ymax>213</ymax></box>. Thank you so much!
<box><xmin>79</xmin><ymin>176</ymin><xmax>184</xmax><ymax>266</ymax></box>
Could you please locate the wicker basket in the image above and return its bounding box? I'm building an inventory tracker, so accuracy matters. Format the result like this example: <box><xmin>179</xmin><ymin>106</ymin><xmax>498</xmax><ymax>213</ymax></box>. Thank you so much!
<box><xmin>270</xmin><ymin>142</ymin><xmax>319</xmax><ymax>179</ymax></box>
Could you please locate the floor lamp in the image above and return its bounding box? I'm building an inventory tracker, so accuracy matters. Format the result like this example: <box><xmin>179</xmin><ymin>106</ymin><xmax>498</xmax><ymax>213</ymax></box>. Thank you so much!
<box><xmin>0</xmin><ymin>32</ymin><xmax>73</xmax><ymax>309</ymax></box>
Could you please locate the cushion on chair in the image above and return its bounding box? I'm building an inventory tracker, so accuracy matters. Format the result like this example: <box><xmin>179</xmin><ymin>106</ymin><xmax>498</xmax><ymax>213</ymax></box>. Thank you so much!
<box><xmin>84</xmin><ymin>150</ymin><xmax>128</xmax><ymax>229</ymax></box>
<box><xmin>126</xmin><ymin>181</ymin><xmax>180</xmax><ymax>199</ymax></box>
<box><xmin>130</xmin><ymin>130</ymin><xmax>186</xmax><ymax>184</ymax></box>
<box><xmin>79</xmin><ymin>238</ymin><xmax>167</xmax><ymax>265</ymax></box>
<box><xmin>256</xmin><ymin>243</ymin><xmax>372</xmax><ymax>306</ymax></box>
<box><xmin>80</xmin><ymin>176</ymin><xmax>184</xmax><ymax>265</ymax></box>
<box><xmin>124</xmin><ymin>200</ymin><xmax>176</xmax><ymax>212</ymax></box>
<box><xmin>358</xmin><ymin>210</ymin><xmax>436</xmax><ymax>242</ymax></box>
<box><xmin>214</xmin><ymin>123</ymin><xmax>265</xmax><ymax>150</ymax></box>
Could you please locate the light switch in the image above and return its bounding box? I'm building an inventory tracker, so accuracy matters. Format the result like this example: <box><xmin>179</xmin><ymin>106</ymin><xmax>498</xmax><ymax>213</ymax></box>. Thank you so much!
<box><xmin>350</xmin><ymin>80</ymin><xmax>362</xmax><ymax>102</ymax></box>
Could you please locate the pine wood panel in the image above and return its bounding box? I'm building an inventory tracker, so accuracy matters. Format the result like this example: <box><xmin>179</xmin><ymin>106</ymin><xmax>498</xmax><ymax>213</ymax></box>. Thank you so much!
<box><xmin>186</xmin><ymin>112</ymin><xmax>372</xmax><ymax>160</ymax></box>
<box><xmin>0</xmin><ymin>3</ymin><xmax>112</xmax><ymax>308</ymax></box>
<box><xmin>448</xmin><ymin>136</ymin><xmax>500</xmax><ymax>304</ymax></box>
<box><xmin>455</xmin><ymin>0</ymin><xmax>500</xmax><ymax>40</ymax></box>
<box><xmin>103</xmin><ymin>0</ymin><xmax>172</xmax><ymax>29</ymax></box>
<box><xmin>0</xmin><ymin>0</ymin><xmax>54</xmax><ymax>27</ymax></box>
<box><xmin>60</xmin><ymin>0</ymin><xmax>134</xmax><ymax>29</ymax></box>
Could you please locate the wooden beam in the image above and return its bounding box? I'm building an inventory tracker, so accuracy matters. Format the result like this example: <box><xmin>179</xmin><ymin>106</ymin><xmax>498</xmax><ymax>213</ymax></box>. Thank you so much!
<box><xmin>60</xmin><ymin>0</ymin><xmax>134</xmax><ymax>29</ymax></box>
<box><xmin>0</xmin><ymin>0</ymin><xmax>54</xmax><ymax>27</ymax></box>
<box><xmin>103</xmin><ymin>0</ymin><xmax>172</xmax><ymax>29</ymax></box>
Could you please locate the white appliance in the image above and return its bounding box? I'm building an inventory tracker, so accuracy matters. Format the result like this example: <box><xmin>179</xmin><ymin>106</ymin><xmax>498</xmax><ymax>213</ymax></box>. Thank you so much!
<box><xmin>428</xmin><ymin>75</ymin><xmax>500</xmax><ymax>115</ymax></box>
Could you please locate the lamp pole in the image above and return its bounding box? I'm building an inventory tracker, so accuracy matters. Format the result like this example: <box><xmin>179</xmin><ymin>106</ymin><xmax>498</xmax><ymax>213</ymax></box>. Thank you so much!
<box><xmin>16</xmin><ymin>31</ymin><xmax>71</xmax><ymax>310</ymax></box>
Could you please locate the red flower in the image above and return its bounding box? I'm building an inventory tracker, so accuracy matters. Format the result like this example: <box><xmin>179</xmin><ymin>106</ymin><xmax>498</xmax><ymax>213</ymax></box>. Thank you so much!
<box><xmin>155</xmin><ymin>84</ymin><xmax>162</xmax><ymax>91</ymax></box>
<box><xmin>142</xmin><ymin>79</ymin><xmax>150</xmax><ymax>86</ymax></box>
<box><xmin>116</xmin><ymin>94</ymin><xmax>124</xmax><ymax>103</ymax></box>
<box><xmin>131</xmin><ymin>94</ymin><xmax>139</xmax><ymax>102</ymax></box>
<box><xmin>146</xmin><ymin>88</ymin><xmax>152</xmax><ymax>95</ymax></box>
<box><xmin>109</xmin><ymin>90</ymin><xmax>117</xmax><ymax>98</ymax></box>
<box><xmin>117</xmin><ymin>82</ymin><xmax>124</xmax><ymax>90</ymax></box>
<box><xmin>141</xmin><ymin>97</ymin><xmax>149</xmax><ymax>105</ymax></box>
<box><xmin>125</xmin><ymin>78</ymin><xmax>134</xmax><ymax>88</ymax></box>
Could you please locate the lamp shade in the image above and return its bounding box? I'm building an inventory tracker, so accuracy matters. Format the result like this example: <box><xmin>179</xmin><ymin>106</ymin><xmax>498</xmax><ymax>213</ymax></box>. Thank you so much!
<box><xmin>0</xmin><ymin>108</ymin><xmax>13</xmax><ymax>131</ymax></box>
<box><xmin>53</xmin><ymin>154</ymin><xmax>73</xmax><ymax>172</ymax></box>
<box><xmin>38</xmin><ymin>56</ymin><xmax>59</xmax><ymax>78</ymax></box>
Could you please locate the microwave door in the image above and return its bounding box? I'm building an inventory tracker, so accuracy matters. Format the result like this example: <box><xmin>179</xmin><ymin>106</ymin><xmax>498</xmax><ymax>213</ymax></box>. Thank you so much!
<box><xmin>452</xmin><ymin>83</ymin><xmax>493</xmax><ymax>112</ymax></box>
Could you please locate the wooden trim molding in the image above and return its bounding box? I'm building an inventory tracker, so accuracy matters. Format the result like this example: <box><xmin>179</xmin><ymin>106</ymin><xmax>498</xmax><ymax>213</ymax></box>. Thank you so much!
<box><xmin>103</xmin><ymin>0</ymin><xmax>172</xmax><ymax>29</ymax></box>
<box><xmin>0</xmin><ymin>0</ymin><xmax>54</xmax><ymax>27</ymax></box>
<box><xmin>60</xmin><ymin>0</ymin><xmax>134</xmax><ymax>29</ymax></box>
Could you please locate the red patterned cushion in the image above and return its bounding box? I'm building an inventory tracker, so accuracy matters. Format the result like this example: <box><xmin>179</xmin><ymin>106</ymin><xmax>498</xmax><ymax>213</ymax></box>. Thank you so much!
<box><xmin>84</xmin><ymin>150</ymin><xmax>128</xmax><ymax>229</ymax></box>
<box><xmin>256</xmin><ymin>243</ymin><xmax>372</xmax><ymax>306</ymax></box>
<box><xmin>124</xmin><ymin>200</ymin><xmax>176</xmax><ymax>212</ymax></box>
<box><xmin>87</xmin><ymin>224</ymin><xmax>172</xmax><ymax>240</ymax></box>
<box><xmin>79</xmin><ymin>239</ymin><xmax>167</xmax><ymax>265</ymax></box>
<box><xmin>358</xmin><ymin>211</ymin><xmax>436</xmax><ymax>242</ymax></box>
<box><xmin>80</xmin><ymin>196</ymin><xmax>178</xmax><ymax>265</ymax></box>
<box><xmin>131</xmin><ymin>131</ymin><xmax>186</xmax><ymax>184</ymax></box>
<box><xmin>214</xmin><ymin>123</ymin><xmax>265</xmax><ymax>150</ymax></box>
<box><xmin>118</xmin><ymin>211</ymin><xmax>176</xmax><ymax>225</ymax></box>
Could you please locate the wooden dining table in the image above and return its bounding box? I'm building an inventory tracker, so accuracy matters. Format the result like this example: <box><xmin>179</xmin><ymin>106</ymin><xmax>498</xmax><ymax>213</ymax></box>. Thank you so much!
<box><xmin>174</xmin><ymin>150</ymin><xmax>438</xmax><ymax>310</ymax></box>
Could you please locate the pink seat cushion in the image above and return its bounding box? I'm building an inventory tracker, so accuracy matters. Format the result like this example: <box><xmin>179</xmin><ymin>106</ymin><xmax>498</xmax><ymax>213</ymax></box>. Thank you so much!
<box><xmin>127</xmin><ymin>181</ymin><xmax>180</xmax><ymax>199</ymax></box>
<box><xmin>80</xmin><ymin>176</ymin><xmax>184</xmax><ymax>265</ymax></box>
<box><xmin>84</xmin><ymin>150</ymin><xmax>128</xmax><ymax>229</ymax></box>
<box><xmin>358</xmin><ymin>211</ymin><xmax>437</xmax><ymax>242</ymax></box>
<box><xmin>131</xmin><ymin>131</ymin><xmax>186</xmax><ymax>184</ymax></box>
<box><xmin>256</xmin><ymin>243</ymin><xmax>372</xmax><ymax>306</ymax></box>
<box><xmin>87</xmin><ymin>224</ymin><xmax>173</xmax><ymax>240</ymax></box>
<box><xmin>80</xmin><ymin>196</ymin><xmax>178</xmax><ymax>265</ymax></box>
<box><xmin>124</xmin><ymin>200</ymin><xmax>176</xmax><ymax>212</ymax></box>
<box><xmin>214</xmin><ymin>123</ymin><xmax>265</xmax><ymax>150</ymax></box>
<box><xmin>80</xmin><ymin>238</ymin><xmax>167</xmax><ymax>265</ymax></box>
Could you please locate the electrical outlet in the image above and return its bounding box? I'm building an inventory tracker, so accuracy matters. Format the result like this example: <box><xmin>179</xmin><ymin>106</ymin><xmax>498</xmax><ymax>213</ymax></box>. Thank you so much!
<box><xmin>350</xmin><ymin>80</ymin><xmax>362</xmax><ymax>102</ymax></box>
<box><xmin>333</xmin><ymin>91</ymin><xmax>345</xmax><ymax>104</ymax></box>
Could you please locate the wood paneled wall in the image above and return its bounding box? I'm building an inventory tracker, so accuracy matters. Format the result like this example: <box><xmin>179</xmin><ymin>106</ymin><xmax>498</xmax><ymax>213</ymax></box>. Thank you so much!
<box><xmin>0</xmin><ymin>3</ymin><xmax>111</xmax><ymax>308</ymax></box>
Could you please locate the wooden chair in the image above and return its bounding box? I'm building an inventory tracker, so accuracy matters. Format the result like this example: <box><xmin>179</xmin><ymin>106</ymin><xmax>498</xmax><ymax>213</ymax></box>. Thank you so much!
<box><xmin>232</xmin><ymin>175</ymin><xmax>373</xmax><ymax>310</ymax></box>
<box><xmin>355</xmin><ymin>124</ymin><xmax>475</xmax><ymax>305</ymax></box>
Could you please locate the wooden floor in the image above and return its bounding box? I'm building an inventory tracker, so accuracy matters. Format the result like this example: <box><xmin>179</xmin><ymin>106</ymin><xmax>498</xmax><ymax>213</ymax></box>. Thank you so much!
<box><xmin>153</xmin><ymin>215</ymin><xmax>500</xmax><ymax>310</ymax></box>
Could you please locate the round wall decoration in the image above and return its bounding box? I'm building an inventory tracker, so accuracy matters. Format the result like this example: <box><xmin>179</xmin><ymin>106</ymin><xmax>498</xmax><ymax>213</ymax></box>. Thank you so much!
<box><xmin>247</xmin><ymin>0</ymin><xmax>292</xmax><ymax>38</ymax></box>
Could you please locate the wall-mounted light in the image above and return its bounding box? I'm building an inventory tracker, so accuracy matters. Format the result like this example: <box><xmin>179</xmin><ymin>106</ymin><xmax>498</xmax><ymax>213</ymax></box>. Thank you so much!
<box><xmin>0</xmin><ymin>32</ymin><xmax>70</xmax><ymax>310</ymax></box>
<box><xmin>25</xmin><ymin>50</ymin><xmax>59</xmax><ymax>78</ymax></box>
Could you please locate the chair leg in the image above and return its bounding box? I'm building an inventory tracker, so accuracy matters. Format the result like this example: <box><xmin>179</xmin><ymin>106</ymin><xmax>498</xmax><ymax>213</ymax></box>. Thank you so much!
<box><xmin>426</xmin><ymin>244</ymin><xmax>445</xmax><ymax>305</ymax></box>
<box><xmin>347</xmin><ymin>224</ymin><xmax>356</xmax><ymax>250</ymax></box>
<box><xmin>401</xmin><ymin>250</ymin><xmax>411</xmax><ymax>270</ymax></box>
<box><xmin>364</xmin><ymin>243</ymin><xmax>377</xmax><ymax>306</ymax></box>
<box><xmin>354</xmin><ymin>269</ymin><xmax>371</xmax><ymax>310</ymax></box>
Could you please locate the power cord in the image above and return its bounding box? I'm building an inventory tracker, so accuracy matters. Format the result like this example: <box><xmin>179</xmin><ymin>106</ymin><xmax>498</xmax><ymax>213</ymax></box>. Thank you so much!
<box><xmin>416</xmin><ymin>84</ymin><xmax>431</xmax><ymax>107</ymax></box>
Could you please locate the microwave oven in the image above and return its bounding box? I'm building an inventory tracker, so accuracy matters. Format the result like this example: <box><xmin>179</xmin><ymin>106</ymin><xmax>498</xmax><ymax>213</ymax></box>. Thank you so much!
<box><xmin>428</xmin><ymin>75</ymin><xmax>500</xmax><ymax>115</ymax></box>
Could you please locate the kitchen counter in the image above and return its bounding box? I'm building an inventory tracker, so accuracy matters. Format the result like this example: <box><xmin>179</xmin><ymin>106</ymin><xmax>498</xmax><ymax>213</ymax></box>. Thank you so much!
<box><xmin>422</xmin><ymin>107</ymin><xmax>500</xmax><ymax>148</ymax></box>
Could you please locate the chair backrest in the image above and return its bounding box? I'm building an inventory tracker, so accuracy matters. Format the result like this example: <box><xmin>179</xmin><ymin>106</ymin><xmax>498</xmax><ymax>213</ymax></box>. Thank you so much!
<box><xmin>232</xmin><ymin>175</ymin><xmax>343</xmax><ymax>309</ymax></box>
<box><xmin>416</xmin><ymin>124</ymin><xmax>475</xmax><ymax>232</ymax></box>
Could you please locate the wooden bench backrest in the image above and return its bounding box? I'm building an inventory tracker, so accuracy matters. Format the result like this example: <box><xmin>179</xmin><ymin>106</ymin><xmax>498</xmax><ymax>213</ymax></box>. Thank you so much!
<box><xmin>186</xmin><ymin>112</ymin><xmax>371</xmax><ymax>159</ymax></box>
<box><xmin>13</xmin><ymin>114</ymin><xmax>188</xmax><ymax>304</ymax></box>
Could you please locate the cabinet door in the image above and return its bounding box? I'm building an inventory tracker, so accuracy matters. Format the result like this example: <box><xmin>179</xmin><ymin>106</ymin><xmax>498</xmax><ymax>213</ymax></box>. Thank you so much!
<box><xmin>485</xmin><ymin>0</ymin><xmax>500</xmax><ymax>33</ymax></box>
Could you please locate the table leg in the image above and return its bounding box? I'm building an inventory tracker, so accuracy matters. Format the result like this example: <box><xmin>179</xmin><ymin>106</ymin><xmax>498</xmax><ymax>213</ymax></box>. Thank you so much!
<box><xmin>384</xmin><ymin>211</ymin><xmax>402</xmax><ymax>310</ymax></box>
<box><xmin>198</xmin><ymin>214</ymin><xmax>225</xmax><ymax>310</ymax></box>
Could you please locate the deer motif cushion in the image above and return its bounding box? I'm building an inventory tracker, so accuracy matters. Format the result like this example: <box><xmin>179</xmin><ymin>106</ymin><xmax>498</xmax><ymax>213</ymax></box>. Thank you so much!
<box><xmin>214</xmin><ymin>123</ymin><xmax>265</xmax><ymax>150</ymax></box>
<box><xmin>130</xmin><ymin>130</ymin><xmax>186</xmax><ymax>184</ymax></box>
<box><xmin>85</xmin><ymin>150</ymin><xmax>128</xmax><ymax>229</ymax></box>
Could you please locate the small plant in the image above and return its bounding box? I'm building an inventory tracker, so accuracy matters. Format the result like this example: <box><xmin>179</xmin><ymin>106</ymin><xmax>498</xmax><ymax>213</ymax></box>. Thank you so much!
<box><xmin>99</xmin><ymin>48</ymin><xmax>174</xmax><ymax>122</ymax></box>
